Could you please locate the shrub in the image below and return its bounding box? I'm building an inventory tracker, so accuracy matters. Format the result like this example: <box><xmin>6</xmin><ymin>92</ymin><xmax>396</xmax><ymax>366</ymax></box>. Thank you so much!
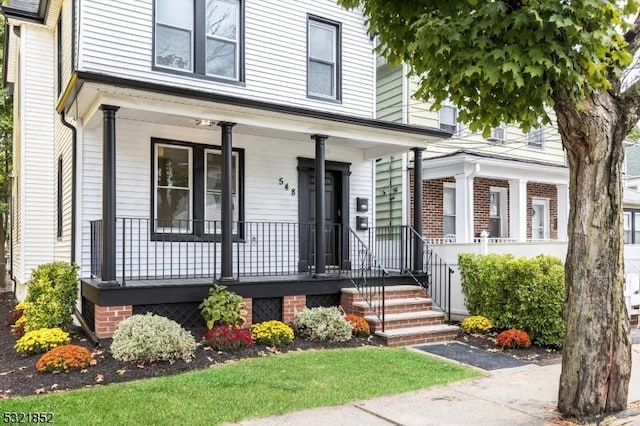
<box><xmin>345</xmin><ymin>314</ymin><xmax>370</xmax><ymax>337</ymax></box>
<box><xmin>15</xmin><ymin>328</ymin><xmax>71</xmax><ymax>355</ymax></box>
<box><xmin>496</xmin><ymin>329</ymin><xmax>532</xmax><ymax>349</ymax></box>
<box><xmin>199</xmin><ymin>285</ymin><xmax>247</xmax><ymax>329</ymax></box>
<box><xmin>36</xmin><ymin>344</ymin><xmax>92</xmax><ymax>373</ymax></box>
<box><xmin>459</xmin><ymin>253</ymin><xmax>565</xmax><ymax>347</ymax></box>
<box><xmin>23</xmin><ymin>262</ymin><xmax>79</xmax><ymax>331</ymax></box>
<box><xmin>460</xmin><ymin>315</ymin><xmax>493</xmax><ymax>334</ymax></box>
<box><xmin>251</xmin><ymin>320</ymin><xmax>294</xmax><ymax>347</ymax></box>
<box><xmin>110</xmin><ymin>313</ymin><xmax>196</xmax><ymax>364</ymax></box>
<box><xmin>293</xmin><ymin>307</ymin><xmax>353</xmax><ymax>342</ymax></box>
<box><xmin>202</xmin><ymin>325</ymin><xmax>253</xmax><ymax>351</ymax></box>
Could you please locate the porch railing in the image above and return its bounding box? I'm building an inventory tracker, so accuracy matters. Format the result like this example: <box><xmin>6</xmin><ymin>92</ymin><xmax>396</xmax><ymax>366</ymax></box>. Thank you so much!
<box><xmin>347</xmin><ymin>226</ymin><xmax>387</xmax><ymax>330</ymax></box>
<box><xmin>89</xmin><ymin>218</ymin><xmax>315</xmax><ymax>283</ymax></box>
<box><xmin>367</xmin><ymin>226</ymin><xmax>454</xmax><ymax>322</ymax></box>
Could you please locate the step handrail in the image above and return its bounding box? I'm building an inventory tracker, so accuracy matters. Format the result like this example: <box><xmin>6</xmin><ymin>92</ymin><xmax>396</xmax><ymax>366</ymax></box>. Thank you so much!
<box><xmin>407</xmin><ymin>226</ymin><xmax>454</xmax><ymax>323</ymax></box>
<box><xmin>346</xmin><ymin>226</ymin><xmax>388</xmax><ymax>331</ymax></box>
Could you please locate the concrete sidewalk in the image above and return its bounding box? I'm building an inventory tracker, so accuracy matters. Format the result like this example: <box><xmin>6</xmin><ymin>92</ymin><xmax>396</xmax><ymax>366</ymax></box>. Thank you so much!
<box><xmin>232</xmin><ymin>344</ymin><xmax>640</xmax><ymax>426</ymax></box>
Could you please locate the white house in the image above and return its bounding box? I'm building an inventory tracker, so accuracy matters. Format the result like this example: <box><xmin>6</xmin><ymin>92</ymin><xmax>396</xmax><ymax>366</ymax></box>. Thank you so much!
<box><xmin>3</xmin><ymin>0</ymin><xmax>459</xmax><ymax>343</ymax></box>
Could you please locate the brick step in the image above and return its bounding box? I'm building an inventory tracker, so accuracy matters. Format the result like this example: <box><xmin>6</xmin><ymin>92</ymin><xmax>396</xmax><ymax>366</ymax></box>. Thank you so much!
<box><xmin>350</xmin><ymin>297</ymin><xmax>433</xmax><ymax>316</ymax></box>
<box><xmin>365</xmin><ymin>311</ymin><xmax>445</xmax><ymax>332</ymax></box>
<box><xmin>376</xmin><ymin>324</ymin><xmax>460</xmax><ymax>347</ymax></box>
<box><xmin>341</xmin><ymin>285</ymin><xmax>426</xmax><ymax>304</ymax></box>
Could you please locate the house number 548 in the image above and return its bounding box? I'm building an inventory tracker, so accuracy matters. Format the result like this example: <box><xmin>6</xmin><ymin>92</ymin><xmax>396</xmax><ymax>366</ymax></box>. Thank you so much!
<box><xmin>278</xmin><ymin>177</ymin><xmax>296</xmax><ymax>196</ymax></box>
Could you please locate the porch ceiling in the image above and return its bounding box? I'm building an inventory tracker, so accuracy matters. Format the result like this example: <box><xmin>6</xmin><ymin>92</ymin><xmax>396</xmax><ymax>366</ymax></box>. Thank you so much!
<box><xmin>69</xmin><ymin>81</ymin><xmax>450</xmax><ymax>160</ymax></box>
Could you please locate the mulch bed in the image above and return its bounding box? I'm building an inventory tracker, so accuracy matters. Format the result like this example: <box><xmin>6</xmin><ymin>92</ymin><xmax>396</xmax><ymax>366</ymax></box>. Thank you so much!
<box><xmin>0</xmin><ymin>292</ymin><xmax>384</xmax><ymax>398</ymax></box>
<box><xmin>455</xmin><ymin>330</ymin><xmax>562</xmax><ymax>366</ymax></box>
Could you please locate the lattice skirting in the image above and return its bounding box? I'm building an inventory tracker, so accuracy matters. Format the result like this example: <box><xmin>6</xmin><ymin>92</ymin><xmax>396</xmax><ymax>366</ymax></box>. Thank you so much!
<box><xmin>81</xmin><ymin>297</ymin><xmax>96</xmax><ymax>331</ymax></box>
<box><xmin>306</xmin><ymin>293</ymin><xmax>341</xmax><ymax>309</ymax></box>
<box><xmin>133</xmin><ymin>302</ymin><xmax>202</xmax><ymax>329</ymax></box>
<box><xmin>252</xmin><ymin>297</ymin><xmax>283</xmax><ymax>323</ymax></box>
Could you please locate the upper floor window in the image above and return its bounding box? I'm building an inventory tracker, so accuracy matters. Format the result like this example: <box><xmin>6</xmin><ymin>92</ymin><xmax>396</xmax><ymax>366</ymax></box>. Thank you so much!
<box><xmin>154</xmin><ymin>0</ymin><xmax>243</xmax><ymax>81</ymax></box>
<box><xmin>308</xmin><ymin>17</ymin><xmax>341</xmax><ymax>100</ymax></box>
<box><xmin>527</xmin><ymin>128</ymin><xmax>545</xmax><ymax>150</ymax></box>
<box><xmin>439</xmin><ymin>106</ymin><xmax>458</xmax><ymax>134</ymax></box>
<box><xmin>489</xmin><ymin>125</ymin><xmax>506</xmax><ymax>143</ymax></box>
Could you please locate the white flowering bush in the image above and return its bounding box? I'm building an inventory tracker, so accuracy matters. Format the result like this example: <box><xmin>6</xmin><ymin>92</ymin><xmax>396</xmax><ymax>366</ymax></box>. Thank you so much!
<box><xmin>293</xmin><ymin>307</ymin><xmax>353</xmax><ymax>342</ymax></box>
<box><xmin>110</xmin><ymin>313</ymin><xmax>196</xmax><ymax>363</ymax></box>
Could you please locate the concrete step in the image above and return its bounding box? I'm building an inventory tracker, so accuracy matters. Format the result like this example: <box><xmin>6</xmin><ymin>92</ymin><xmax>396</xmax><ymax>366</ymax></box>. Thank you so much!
<box><xmin>351</xmin><ymin>297</ymin><xmax>433</xmax><ymax>316</ymax></box>
<box><xmin>375</xmin><ymin>324</ymin><xmax>460</xmax><ymax>347</ymax></box>
<box><xmin>365</xmin><ymin>311</ymin><xmax>445</xmax><ymax>332</ymax></box>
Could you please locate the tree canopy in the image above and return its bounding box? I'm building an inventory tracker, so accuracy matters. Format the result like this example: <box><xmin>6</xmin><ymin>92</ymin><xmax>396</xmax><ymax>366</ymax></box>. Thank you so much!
<box><xmin>341</xmin><ymin>0</ymin><xmax>639</xmax><ymax>135</ymax></box>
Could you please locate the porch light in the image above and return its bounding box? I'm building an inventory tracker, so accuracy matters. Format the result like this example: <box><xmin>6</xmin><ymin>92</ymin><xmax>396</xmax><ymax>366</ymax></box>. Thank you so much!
<box><xmin>196</xmin><ymin>119</ymin><xmax>214</xmax><ymax>127</ymax></box>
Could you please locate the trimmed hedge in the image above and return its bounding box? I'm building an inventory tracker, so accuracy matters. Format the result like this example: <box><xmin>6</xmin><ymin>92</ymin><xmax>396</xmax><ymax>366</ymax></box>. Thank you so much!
<box><xmin>459</xmin><ymin>253</ymin><xmax>565</xmax><ymax>347</ymax></box>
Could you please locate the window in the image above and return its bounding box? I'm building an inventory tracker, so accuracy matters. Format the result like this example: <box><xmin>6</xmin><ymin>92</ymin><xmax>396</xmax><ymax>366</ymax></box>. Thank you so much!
<box><xmin>439</xmin><ymin>106</ymin><xmax>458</xmax><ymax>134</ymax></box>
<box><xmin>489</xmin><ymin>125</ymin><xmax>506</xmax><ymax>143</ymax></box>
<box><xmin>624</xmin><ymin>210</ymin><xmax>640</xmax><ymax>244</ymax></box>
<box><xmin>527</xmin><ymin>128</ymin><xmax>545</xmax><ymax>150</ymax></box>
<box><xmin>57</xmin><ymin>157</ymin><xmax>63</xmax><ymax>238</ymax></box>
<box><xmin>443</xmin><ymin>185</ymin><xmax>456</xmax><ymax>237</ymax></box>
<box><xmin>154</xmin><ymin>0</ymin><xmax>243</xmax><ymax>81</ymax></box>
<box><xmin>152</xmin><ymin>139</ymin><xmax>244</xmax><ymax>238</ymax></box>
<box><xmin>308</xmin><ymin>16</ymin><xmax>340</xmax><ymax>100</ymax></box>
<box><xmin>489</xmin><ymin>188</ymin><xmax>508</xmax><ymax>237</ymax></box>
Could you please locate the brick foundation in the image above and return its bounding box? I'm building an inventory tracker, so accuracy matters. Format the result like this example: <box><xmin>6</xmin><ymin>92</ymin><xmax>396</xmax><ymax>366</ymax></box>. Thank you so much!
<box><xmin>282</xmin><ymin>295</ymin><xmax>306</xmax><ymax>324</ymax></box>
<box><xmin>94</xmin><ymin>304</ymin><xmax>133</xmax><ymax>338</ymax></box>
<box><xmin>242</xmin><ymin>297</ymin><xmax>253</xmax><ymax>327</ymax></box>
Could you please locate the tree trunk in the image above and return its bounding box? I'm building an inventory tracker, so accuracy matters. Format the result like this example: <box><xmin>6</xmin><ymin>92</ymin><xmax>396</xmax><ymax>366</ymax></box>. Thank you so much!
<box><xmin>554</xmin><ymin>91</ymin><xmax>632</xmax><ymax>419</ymax></box>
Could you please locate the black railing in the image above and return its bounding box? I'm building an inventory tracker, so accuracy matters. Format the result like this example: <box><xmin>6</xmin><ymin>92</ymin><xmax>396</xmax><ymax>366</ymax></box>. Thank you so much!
<box><xmin>367</xmin><ymin>225</ymin><xmax>454</xmax><ymax>322</ymax></box>
<box><xmin>90</xmin><ymin>218</ymin><xmax>319</xmax><ymax>283</ymax></box>
<box><xmin>90</xmin><ymin>220</ymin><xmax>102</xmax><ymax>278</ymax></box>
<box><xmin>347</xmin><ymin>226</ymin><xmax>387</xmax><ymax>331</ymax></box>
<box><xmin>407</xmin><ymin>226</ymin><xmax>454</xmax><ymax>323</ymax></box>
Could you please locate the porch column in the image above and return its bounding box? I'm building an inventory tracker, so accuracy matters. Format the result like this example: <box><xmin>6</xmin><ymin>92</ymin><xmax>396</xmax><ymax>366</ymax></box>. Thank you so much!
<box><xmin>509</xmin><ymin>178</ymin><xmax>528</xmax><ymax>242</ymax></box>
<box><xmin>412</xmin><ymin>148</ymin><xmax>424</xmax><ymax>271</ymax></box>
<box><xmin>454</xmin><ymin>173</ymin><xmax>475</xmax><ymax>243</ymax></box>
<box><xmin>218</xmin><ymin>122</ymin><xmax>236</xmax><ymax>281</ymax></box>
<box><xmin>99</xmin><ymin>105</ymin><xmax>119</xmax><ymax>286</ymax></box>
<box><xmin>312</xmin><ymin>134</ymin><xmax>328</xmax><ymax>275</ymax></box>
<box><xmin>556</xmin><ymin>183</ymin><xmax>569</xmax><ymax>240</ymax></box>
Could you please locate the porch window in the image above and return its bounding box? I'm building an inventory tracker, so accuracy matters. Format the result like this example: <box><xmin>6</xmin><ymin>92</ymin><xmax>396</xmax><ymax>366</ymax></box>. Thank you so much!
<box><xmin>439</xmin><ymin>106</ymin><xmax>458</xmax><ymax>134</ymax></box>
<box><xmin>152</xmin><ymin>139</ymin><xmax>244</xmax><ymax>238</ymax></box>
<box><xmin>154</xmin><ymin>0</ymin><xmax>243</xmax><ymax>81</ymax></box>
<box><xmin>308</xmin><ymin>17</ymin><xmax>340</xmax><ymax>100</ymax></box>
<box><xmin>624</xmin><ymin>210</ymin><xmax>640</xmax><ymax>244</ymax></box>
<box><xmin>443</xmin><ymin>185</ymin><xmax>456</xmax><ymax>237</ymax></box>
<box><xmin>155</xmin><ymin>144</ymin><xmax>193</xmax><ymax>232</ymax></box>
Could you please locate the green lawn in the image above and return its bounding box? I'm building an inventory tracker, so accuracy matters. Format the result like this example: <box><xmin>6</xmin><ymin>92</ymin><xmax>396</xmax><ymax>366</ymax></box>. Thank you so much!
<box><xmin>2</xmin><ymin>347</ymin><xmax>481</xmax><ymax>425</ymax></box>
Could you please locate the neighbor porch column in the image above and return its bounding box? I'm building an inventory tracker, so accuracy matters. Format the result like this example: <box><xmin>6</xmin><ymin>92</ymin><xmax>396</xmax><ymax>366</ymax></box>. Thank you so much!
<box><xmin>509</xmin><ymin>178</ymin><xmax>528</xmax><ymax>242</ymax></box>
<box><xmin>412</xmin><ymin>148</ymin><xmax>424</xmax><ymax>271</ymax></box>
<box><xmin>218</xmin><ymin>122</ymin><xmax>236</xmax><ymax>281</ymax></box>
<box><xmin>454</xmin><ymin>172</ymin><xmax>475</xmax><ymax>243</ymax></box>
<box><xmin>99</xmin><ymin>105</ymin><xmax>119</xmax><ymax>286</ymax></box>
<box><xmin>312</xmin><ymin>134</ymin><xmax>328</xmax><ymax>275</ymax></box>
<box><xmin>556</xmin><ymin>183</ymin><xmax>569</xmax><ymax>241</ymax></box>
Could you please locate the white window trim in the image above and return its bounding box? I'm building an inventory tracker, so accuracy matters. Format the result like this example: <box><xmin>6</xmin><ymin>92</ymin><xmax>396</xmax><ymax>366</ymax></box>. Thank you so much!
<box><xmin>308</xmin><ymin>18</ymin><xmax>338</xmax><ymax>99</ymax></box>
<box><xmin>204</xmin><ymin>148</ymin><xmax>240</xmax><ymax>232</ymax></box>
<box><xmin>154</xmin><ymin>1</ymin><xmax>194</xmax><ymax>73</ymax></box>
<box><xmin>488</xmin><ymin>124</ymin><xmax>506</xmax><ymax>143</ymax></box>
<box><xmin>438</xmin><ymin>105</ymin><xmax>459</xmax><ymax>135</ymax></box>
<box><xmin>154</xmin><ymin>144</ymin><xmax>193</xmax><ymax>233</ymax></box>
<box><xmin>489</xmin><ymin>187</ymin><xmax>508</xmax><ymax>238</ymax></box>
<box><xmin>443</xmin><ymin>183</ymin><xmax>456</xmax><ymax>238</ymax></box>
<box><xmin>531</xmin><ymin>197</ymin><xmax>550</xmax><ymax>240</ymax></box>
<box><xmin>205</xmin><ymin>0</ymin><xmax>240</xmax><ymax>80</ymax></box>
<box><xmin>526</xmin><ymin>128</ymin><xmax>546</xmax><ymax>151</ymax></box>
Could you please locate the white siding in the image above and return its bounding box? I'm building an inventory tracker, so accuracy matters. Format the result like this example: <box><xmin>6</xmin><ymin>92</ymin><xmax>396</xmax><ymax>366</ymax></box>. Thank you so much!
<box><xmin>19</xmin><ymin>26</ymin><xmax>56</xmax><ymax>282</ymax></box>
<box><xmin>77</xmin><ymin>0</ymin><xmax>375</xmax><ymax>118</ymax></box>
<box><xmin>53</xmin><ymin>117</ymin><xmax>74</xmax><ymax>261</ymax></box>
<box><xmin>58</xmin><ymin>0</ymin><xmax>74</xmax><ymax>96</ymax></box>
<box><xmin>79</xmin><ymin>119</ymin><xmax>373</xmax><ymax>278</ymax></box>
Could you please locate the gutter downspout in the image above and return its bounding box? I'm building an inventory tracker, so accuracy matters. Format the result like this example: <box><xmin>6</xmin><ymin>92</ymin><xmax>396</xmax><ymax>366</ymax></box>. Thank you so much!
<box><xmin>59</xmin><ymin>111</ymin><xmax>76</xmax><ymax>263</ymax></box>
